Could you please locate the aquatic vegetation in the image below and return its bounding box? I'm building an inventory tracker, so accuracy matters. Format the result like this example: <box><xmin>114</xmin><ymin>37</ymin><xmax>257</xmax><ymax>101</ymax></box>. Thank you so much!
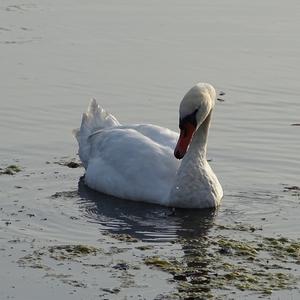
<box><xmin>48</xmin><ymin>244</ymin><xmax>100</xmax><ymax>260</ymax></box>
<box><xmin>263</xmin><ymin>237</ymin><xmax>300</xmax><ymax>261</ymax></box>
<box><xmin>17</xmin><ymin>249</ymin><xmax>50</xmax><ymax>270</ymax></box>
<box><xmin>54</xmin><ymin>158</ymin><xmax>82</xmax><ymax>168</ymax></box>
<box><xmin>215</xmin><ymin>238</ymin><xmax>258</xmax><ymax>257</ymax></box>
<box><xmin>214</xmin><ymin>223</ymin><xmax>261</xmax><ymax>233</ymax></box>
<box><xmin>18</xmin><ymin>244</ymin><xmax>101</xmax><ymax>269</ymax></box>
<box><xmin>0</xmin><ymin>164</ymin><xmax>22</xmax><ymax>175</ymax></box>
<box><xmin>143</xmin><ymin>230</ymin><xmax>300</xmax><ymax>299</ymax></box>
<box><xmin>50</xmin><ymin>190</ymin><xmax>78</xmax><ymax>199</ymax></box>
<box><xmin>145</xmin><ymin>257</ymin><xmax>182</xmax><ymax>274</ymax></box>
<box><xmin>14</xmin><ymin>207</ymin><xmax>299</xmax><ymax>299</ymax></box>
<box><xmin>102</xmin><ymin>232</ymin><xmax>139</xmax><ymax>243</ymax></box>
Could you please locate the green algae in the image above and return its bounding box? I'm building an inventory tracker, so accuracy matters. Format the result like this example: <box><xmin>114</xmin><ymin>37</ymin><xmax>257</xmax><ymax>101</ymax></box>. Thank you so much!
<box><xmin>145</xmin><ymin>257</ymin><xmax>182</xmax><ymax>274</ymax></box>
<box><xmin>48</xmin><ymin>244</ymin><xmax>100</xmax><ymax>260</ymax></box>
<box><xmin>0</xmin><ymin>164</ymin><xmax>22</xmax><ymax>175</ymax></box>
<box><xmin>17</xmin><ymin>249</ymin><xmax>50</xmax><ymax>271</ymax></box>
<box><xmin>214</xmin><ymin>223</ymin><xmax>261</xmax><ymax>233</ymax></box>
<box><xmin>263</xmin><ymin>237</ymin><xmax>300</xmax><ymax>261</ymax></box>
<box><xmin>18</xmin><ymin>244</ymin><xmax>101</xmax><ymax>268</ymax></box>
<box><xmin>102</xmin><ymin>231</ymin><xmax>139</xmax><ymax>243</ymax></box>
<box><xmin>215</xmin><ymin>238</ymin><xmax>258</xmax><ymax>257</ymax></box>
<box><xmin>50</xmin><ymin>190</ymin><xmax>78</xmax><ymax>199</ymax></box>
<box><xmin>143</xmin><ymin>232</ymin><xmax>300</xmax><ymax>299</ymax></box>
<box><xmin>14</xmin><ymin>216</ymin><xmax>300</xmax><ymax>299</ymax></box>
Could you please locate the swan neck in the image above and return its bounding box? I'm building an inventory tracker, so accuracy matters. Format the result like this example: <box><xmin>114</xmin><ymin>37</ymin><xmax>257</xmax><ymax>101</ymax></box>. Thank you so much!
<box><xmin>187</xmin><ymin>111</ymin><xmax>212</xmax><ymax>159</ymax></box>
<box><xmin>168</xmin><ymin>110</ymin><xmax>221</xmax><ymax>208</ymax></box>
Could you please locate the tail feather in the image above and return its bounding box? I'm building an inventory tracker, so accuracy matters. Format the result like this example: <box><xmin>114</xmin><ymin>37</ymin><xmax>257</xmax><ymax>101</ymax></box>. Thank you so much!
<box><xmin>74</xmin><ymin>99</ymin><xmax>120</xmax><ymax>167</ymax></box>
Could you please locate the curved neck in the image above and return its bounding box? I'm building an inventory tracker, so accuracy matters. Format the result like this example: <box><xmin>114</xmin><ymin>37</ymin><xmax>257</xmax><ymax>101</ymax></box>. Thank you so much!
<box><xmin>182</xmin><ymin>111</ymin><xmax>212</xmax><ymax>162</ymax></box>
<box><xmin>168</xmin><ymin>111</ymin><xmax>220</xmax><ymax>207</ymax></box>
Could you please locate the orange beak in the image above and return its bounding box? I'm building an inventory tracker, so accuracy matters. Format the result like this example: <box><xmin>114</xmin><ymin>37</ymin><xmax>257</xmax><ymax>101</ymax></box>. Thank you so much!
<box><xmin>174</xmin><ymin>122</ymin><xmax>196</xmax><ymax>159</ymax></box>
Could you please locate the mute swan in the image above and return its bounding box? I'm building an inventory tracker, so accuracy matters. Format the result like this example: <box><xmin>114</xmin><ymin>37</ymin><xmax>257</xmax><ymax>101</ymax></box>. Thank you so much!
<box><xmin>74</xmin><ymin>83</ymin><xmax>223</xmax><ymax>208</ymax></box>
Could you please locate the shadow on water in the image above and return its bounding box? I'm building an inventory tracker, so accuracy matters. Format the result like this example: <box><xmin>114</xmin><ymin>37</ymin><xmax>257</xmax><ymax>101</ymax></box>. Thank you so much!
<box><xmin>77</xmin><ymin>177</ymin><xmax>217</xmax><ymax>242</ymax></box>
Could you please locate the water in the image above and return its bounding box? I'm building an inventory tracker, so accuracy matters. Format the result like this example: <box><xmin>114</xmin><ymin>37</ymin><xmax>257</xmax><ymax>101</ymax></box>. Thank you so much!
<box><xmin>0</xmin><ymin>0</ymin><xmax>299</xmax><ymax>299</ymax></box>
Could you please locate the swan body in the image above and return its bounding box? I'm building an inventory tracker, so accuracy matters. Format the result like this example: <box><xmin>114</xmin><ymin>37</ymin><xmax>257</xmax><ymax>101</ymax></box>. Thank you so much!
<box><xmin>74</xmin><ymin>83</ymin><xmax>223</xmax><ymax>208</ymax></box>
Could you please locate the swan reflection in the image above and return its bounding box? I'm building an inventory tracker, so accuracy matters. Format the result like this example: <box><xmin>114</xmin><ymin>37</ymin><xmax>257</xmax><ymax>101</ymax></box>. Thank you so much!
<box><xmin>78</xmin><ymin>177</ymin><xmax>218</xmax><ymax>242</ymax></box>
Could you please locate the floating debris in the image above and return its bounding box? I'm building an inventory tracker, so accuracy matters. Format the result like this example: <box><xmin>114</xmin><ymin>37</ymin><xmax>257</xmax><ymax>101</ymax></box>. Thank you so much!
<box><xmin>53</xmin><ymin>158</ymin><xmax>82</xmax><ymax>168</ymax></box>
<box><xmin>217</xmin><ymin>91</ymin><xmax>226</xmax><ymax>102</ymax></box>
<box><xmin>101</xmin><ymin>287</ymin><xmax>121</xmax><ymax>294</ymax></box>
<box><xmin>65</xmin><ymin>161</ymin><xmax>82</xmax><ymax>168</ymax></box>
<box><xmin>135</xmin><ymin>245</ymin><xmax>154</xmax><ymax>251</ymax></box>
<box><xmin>284</xmin><ymin>185</ymin><xmax>300</xmax><ymax>191</ymax></box>
<box><xmin>50</xmin><ymin>190</ymin><xmax>78</xmax><ymax>199</ymax></box>
<box><xmin>112</xmin><ymin>262</ymin><xmax>130</xmax><ymax>271</ymax></box>
<box><xmin>283</xmin><ymin>185</ymin><xmax>300</xmax><ymax>197</ymax></box>
<box><xmin>0</xmin><ymin>164</ymin><xmax>22</xmax><ymax>175</ymax></box>
<box><xmin>48</xmin><ymin>244</ymin><xmax>100</xmax><ymax>260</ymax></box>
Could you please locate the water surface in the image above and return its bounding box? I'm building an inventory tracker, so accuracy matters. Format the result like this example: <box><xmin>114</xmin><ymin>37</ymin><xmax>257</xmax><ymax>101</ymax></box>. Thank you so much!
<box><xmin>0</xmin><ymin>0</ymin><xmax>299</xmax><ymax>299</ymax></box>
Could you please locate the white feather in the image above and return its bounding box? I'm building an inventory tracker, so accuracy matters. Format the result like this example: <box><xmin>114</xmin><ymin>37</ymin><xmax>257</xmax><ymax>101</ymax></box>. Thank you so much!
<box><xmin>74</xmin><ymin>83</ymin><xmax>223</xmax><ymax>208</ymax></box>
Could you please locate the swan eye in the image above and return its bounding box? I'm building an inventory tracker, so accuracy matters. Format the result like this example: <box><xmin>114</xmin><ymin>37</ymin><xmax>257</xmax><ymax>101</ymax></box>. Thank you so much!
<box><xmin>179</xmin><ymin>109</ymin><xmax>198</xmax><ymax>129</ymax></box>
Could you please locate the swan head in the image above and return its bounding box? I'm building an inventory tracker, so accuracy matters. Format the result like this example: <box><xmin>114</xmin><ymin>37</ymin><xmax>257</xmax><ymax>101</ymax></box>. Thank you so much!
<box><xmin>174</xmin><ymin>83</ymin><xmax>216</xmax><ymax>159</ymax></box>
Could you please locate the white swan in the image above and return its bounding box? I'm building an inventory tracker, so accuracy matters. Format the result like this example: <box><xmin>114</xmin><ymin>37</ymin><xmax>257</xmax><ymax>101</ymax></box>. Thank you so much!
<box><xmin>74</xmin><ymin>83</ymin><xmax>223</xmax><ymax>208</ymax></box>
